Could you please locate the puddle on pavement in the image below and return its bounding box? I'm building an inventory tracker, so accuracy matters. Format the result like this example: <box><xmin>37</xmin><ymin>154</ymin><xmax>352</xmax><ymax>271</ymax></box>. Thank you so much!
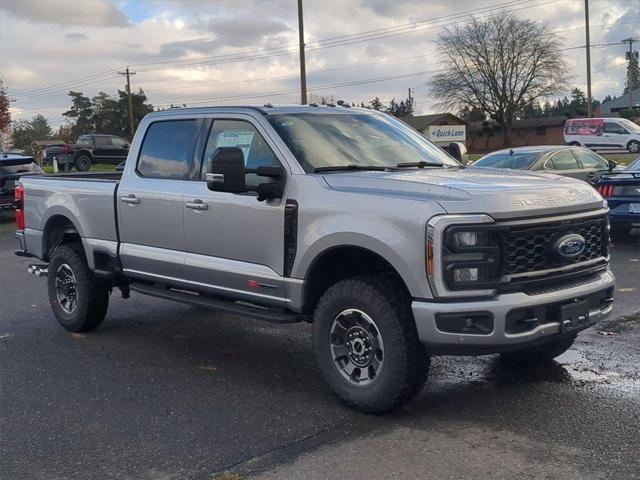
<box><xmin>430</xmin><ymin>349</ymin><xmax>640</xmax><ymax>395</ymax></box>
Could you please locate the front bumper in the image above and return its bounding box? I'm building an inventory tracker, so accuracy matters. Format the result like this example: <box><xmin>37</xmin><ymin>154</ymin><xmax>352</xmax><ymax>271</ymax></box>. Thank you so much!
<box><xmin>412</xmin><ymin>269</ymin><xmax>615</xmax><ymax>355</ymax></box>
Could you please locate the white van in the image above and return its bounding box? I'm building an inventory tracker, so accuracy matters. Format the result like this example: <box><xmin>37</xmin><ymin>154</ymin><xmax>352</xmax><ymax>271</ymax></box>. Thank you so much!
<box><xmin>564</xmin><ymin>117</ymin><xmax>640</xmax><ymax>153</ymax></box>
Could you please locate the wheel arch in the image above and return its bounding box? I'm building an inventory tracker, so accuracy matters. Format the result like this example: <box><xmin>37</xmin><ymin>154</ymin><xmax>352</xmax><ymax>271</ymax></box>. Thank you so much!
<box><xmin>42</xmin><ymin>214</ymin><xmax>83</xmax><ymax>261</ymax></box>
<box><xmin>300</xmin><ymin>244</ymin><xmax>413</xmax><ymax>315</ymax></box>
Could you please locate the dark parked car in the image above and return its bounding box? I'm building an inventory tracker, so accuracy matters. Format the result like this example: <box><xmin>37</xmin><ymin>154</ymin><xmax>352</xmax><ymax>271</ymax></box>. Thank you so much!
<box><xmin>45</xmin><ymin>134</ymin><xmax>130</xmax><ymax>171</ymax></box>
<box><xmin>473</xmin><ymin>145</ymin><xmax>617</xmax><ymax>184</ymax></box>
<box><xmin>597</xmin><ymin>157</ymin><xmax>640</xmax><ymax>234</ymax></box>
<box><xmin>0</xmin><ymin>152</ymin><xmax>42</xmax><ymax>210</ymax></box>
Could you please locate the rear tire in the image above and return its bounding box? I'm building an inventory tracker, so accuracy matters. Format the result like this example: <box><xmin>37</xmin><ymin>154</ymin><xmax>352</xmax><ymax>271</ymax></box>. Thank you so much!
<box><xmin>628</xmin><ymin>140</ymin><xmax>640</xmax><ymax>154</ymax></box>
<box><xmin>500</xmin><ymin>335</ymin><xmax>576</xmax><ymax>365</ymax></box>
<box><xmin>312</xmin><ymin>276</ymin><xmax>429</xmax><ymax>414</ymax></box>
<box><xmin>75</xmin><ymin>154</ymin><xmax>92</xmax><ymax>171</ymax></box>
<box><xmin>47</xmin><ymin>243</ymin><xmax>110</xmax><ymax>332</ymax></box>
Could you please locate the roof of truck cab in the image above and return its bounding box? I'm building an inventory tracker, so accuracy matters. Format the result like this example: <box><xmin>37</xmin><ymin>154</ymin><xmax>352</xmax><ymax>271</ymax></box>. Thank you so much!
<box><xmin>147</xmin><ymin>105</ymin><xmax>377</xmax><ymax>117</ymax></box>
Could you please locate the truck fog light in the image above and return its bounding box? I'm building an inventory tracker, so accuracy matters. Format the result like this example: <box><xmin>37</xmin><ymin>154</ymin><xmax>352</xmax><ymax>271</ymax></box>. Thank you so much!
<box><xmin>454</xmin><ymin>267</ymin><xmax>479</xmax><ymax>282</ymax></box>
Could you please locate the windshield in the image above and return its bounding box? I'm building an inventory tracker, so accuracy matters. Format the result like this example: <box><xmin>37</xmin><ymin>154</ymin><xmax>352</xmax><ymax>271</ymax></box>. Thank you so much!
<box><xmin>267</xmin><ymin>112</ymin><xmax>460</xmax><ymax>172</ymax></box>
<box><xmin>474</xmin><ymin>151</ymin><xmax>542</xmax><ymax>170</ymax></box>
<box><xmin>620</xmin><ymin>119</ymin><xmax>640</xmax><ymax>133</ymax></box>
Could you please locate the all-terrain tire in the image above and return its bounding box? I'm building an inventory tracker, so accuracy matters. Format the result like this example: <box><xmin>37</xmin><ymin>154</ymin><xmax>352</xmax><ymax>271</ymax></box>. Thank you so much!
<box><xmin>312</xmin><ymin>276</ymin><xmax>430</xmax><ymax>414</ymax></box>
<box><xmin>75</xmin><ymin>154</ymin><xmax>92</xmax><ymax>171</ymax></box>
<box><xmin>47</xmin><ymin>243</ymin><xmax>110</xmax><ymax>332</ymax></box>
<box><xmin>500</xmin><ymin>335</ymin><xmax>576</xmax><ymax>365</ymax></box>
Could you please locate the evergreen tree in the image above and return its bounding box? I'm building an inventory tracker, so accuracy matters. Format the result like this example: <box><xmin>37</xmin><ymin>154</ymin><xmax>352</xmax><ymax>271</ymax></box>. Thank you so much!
<box><xmin>369</xmin><ymin>97</ymin><xmax>384</xmax><ymax>111</ymax></box>
<box><xmin>63</xmin><ymin>91</ymin><xmax>93</xmax><ymax>138</ymax></box>
<box><xmin>12</xmin><ymin>114</ymin><xmax>52</xmax><ymax>154</ymax></box>
<box><xmin>624</xmin><ymin>53</ymin><xmax>640</xmax><ymax>94</ymax></box>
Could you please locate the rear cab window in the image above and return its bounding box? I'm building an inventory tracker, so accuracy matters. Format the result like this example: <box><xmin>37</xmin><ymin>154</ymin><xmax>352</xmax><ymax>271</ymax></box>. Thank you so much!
<box><xmin>137</xmin><ymin>119</ymin><xmax>199</xmax><ymax>179</ymax></box>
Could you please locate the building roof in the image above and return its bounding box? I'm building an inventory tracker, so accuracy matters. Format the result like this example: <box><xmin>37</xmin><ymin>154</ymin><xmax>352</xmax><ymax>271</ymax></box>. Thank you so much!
<box><xmin>402</xmin><ymin>113</ymin><xmax>468</xmax><ymax>130</ymax></box>
<box><xmin>599</xmin><ymin>87</ymin><xmax>640</xmax><ymax>112</ymax></box>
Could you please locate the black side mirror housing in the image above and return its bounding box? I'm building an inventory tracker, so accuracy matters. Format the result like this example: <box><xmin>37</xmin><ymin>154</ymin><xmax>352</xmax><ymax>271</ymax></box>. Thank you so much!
<box><xmin>447</xmin><ymin>142</ymin><xmax>468</xmax><ymax>165</ymax></box>
<box><xmin>207</xmin><ymin>147</ymin><xmax>246</xmax><ymax>193</ymax></box>
<box><xmin>607</xmin><ymin>159</ymin><xmax>617</xmax><ymax>172</ymax></box>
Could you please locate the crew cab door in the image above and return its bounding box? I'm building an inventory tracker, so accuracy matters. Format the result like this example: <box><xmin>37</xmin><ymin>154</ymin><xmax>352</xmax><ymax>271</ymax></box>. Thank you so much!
<box><xmin>108</xmin><ymin>136</ymin><xmax>130</xmax><ymax>161</ymax></box>
<box><xmin>182</xmin><ymin>116</ymin><xmax>288</xmax><ymax>307</ymax></box>
<box><xmin>117</xmin><ymin>119</ymin><xmax>201</xmax><ymax>280</ymax></box>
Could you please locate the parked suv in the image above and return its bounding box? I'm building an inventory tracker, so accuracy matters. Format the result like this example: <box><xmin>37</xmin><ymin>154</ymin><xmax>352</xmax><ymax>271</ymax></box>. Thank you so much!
<box><xmin>16</xmin><ymin>106</ymin><xmax>614</xmax><ymax>413</ymax></box>
<box><xmin>45</xmin><ymin>134</ymin><xmax>130</xmax><ymax>171</ymax></box>
<box><xmin>564</xmin><ymin>117</ymin><xmax>640</xmax><ymax>153</ymax></box>
<box><xmin>0</xmin><ymin>152</ymin><xmax>42</xmax><ymax>211</ymax></box>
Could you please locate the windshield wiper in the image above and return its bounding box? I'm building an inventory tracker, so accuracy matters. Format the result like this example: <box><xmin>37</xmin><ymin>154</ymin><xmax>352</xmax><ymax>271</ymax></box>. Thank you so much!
<box><xmin>395</xmin><ymin>161</ymin><xmax>444</xmax><ymax>168</ymax></box>
<box><xmin>314</xmin><ymin>164</ymin><xmax>391</xmax><ymax>173</ymax></box>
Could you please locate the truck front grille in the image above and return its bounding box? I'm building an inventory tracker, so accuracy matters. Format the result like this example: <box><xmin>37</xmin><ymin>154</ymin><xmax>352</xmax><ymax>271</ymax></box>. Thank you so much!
<box><xmin>500</xmin><ymin>215</ymin><xmax>607</xmax><ymax>277</ymax></box>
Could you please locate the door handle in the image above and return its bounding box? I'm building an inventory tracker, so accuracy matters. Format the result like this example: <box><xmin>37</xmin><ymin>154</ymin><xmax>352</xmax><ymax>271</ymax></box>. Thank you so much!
<box><xmin>120</xmin><ymin>194</ymin><xmax>140</xmax><ymax>205</ymax></box>
<box><xmin>186</xmin><ymin>199</ymin><xmax>208</xmax><ymax>211</ymax></box>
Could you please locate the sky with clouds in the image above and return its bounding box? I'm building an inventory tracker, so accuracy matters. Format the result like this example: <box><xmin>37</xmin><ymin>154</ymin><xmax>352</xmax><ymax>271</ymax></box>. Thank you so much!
<box><xmin>0</xmin><ymin>0</ymin><xmax>639</xmax><ymax>129</ymax></box>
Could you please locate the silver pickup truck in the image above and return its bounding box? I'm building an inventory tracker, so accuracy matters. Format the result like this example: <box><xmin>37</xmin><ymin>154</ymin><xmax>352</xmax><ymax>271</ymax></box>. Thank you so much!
<box><xmin>15</xmin><ymin>106</ymin><xmax>614</xmax><ymax>413</ymax></box>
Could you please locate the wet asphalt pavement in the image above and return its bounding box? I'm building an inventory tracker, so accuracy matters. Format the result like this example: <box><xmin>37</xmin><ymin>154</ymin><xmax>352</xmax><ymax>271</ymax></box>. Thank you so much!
<box><xmin>0</xmin><ymin>210</ymin><xmax>638</xmax><ymax>480</ymax></box>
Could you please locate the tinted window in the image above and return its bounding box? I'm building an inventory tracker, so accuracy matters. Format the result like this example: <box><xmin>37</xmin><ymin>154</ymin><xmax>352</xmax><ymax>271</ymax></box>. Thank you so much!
<box><xmin>573</xmin><ymin>149</ymin><xmax>607</xmax><ymax>169</ymax></box>
<box><xmin>546</xmin><ymin>150</ymin><xmax>579</xmax><ymax>170</ymax></box>
<box><xmin>203</xmin><ymin>120</ymin><xmax>279</xmax><ymax>187</ymax></box>
<box><xmin>138</xmin><ymin>120</ymin><xmax>198</xmax><ymax>179</ymax></box>
<box><xmin>604</xmin><ymin>122</ymin><xmax>627</xmax><ymax>134</ymax></box>
<box><xmin>474</xmin><ymin>152</ymin><xmax>541</xmax><ymax>169</ymax></box>
<box><xmin>0</xmin><ymin>160</ymin><xmax>42</xmax><ymax>175</ymax></box>
<box><xmin>111</xmin><ymin>137</ymin><xmax>129</xmax><ymax>148</ymax></box>
<box><xmin>78</xmin><ymin>136</ymin><xmax>92</xmax><ymax>145</ymax></box>
<box><xmin>94</xmin><ymin>136</ymin><xmax>111</xmax><ymax>146</ymax></box>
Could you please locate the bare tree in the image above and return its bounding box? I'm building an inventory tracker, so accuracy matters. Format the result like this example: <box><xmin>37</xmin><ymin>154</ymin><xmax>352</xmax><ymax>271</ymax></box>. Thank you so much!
<box><xmin>428</xmin><ymin>12</ymin><xmax>570</xmax><ymax>146</ymax></box>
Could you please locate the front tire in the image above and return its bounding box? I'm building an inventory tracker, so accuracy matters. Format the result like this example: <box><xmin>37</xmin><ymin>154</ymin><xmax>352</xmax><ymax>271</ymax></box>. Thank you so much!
<box><xmin>628</xmin><ymin>140</ymin><xmax>640</xmax><ymax>154</ymax></box>
<box><xmin>312</xmin><ymin>276</ymin><xmax>429</xmax><ymax>413</ymax></box>
<box><xmin>500</xmin><ymin>335</ymin><xmax>576</xmax><ymax>365</ymax></box>
<box><xmin>47</xmin><ymin>243</ymin><xmax>110</xmax><ymax>332</ymax></box>
<box><xmin>75</xmin><ymin>154</ymin><xmax>92</xmax><ymax>171</ymax></box>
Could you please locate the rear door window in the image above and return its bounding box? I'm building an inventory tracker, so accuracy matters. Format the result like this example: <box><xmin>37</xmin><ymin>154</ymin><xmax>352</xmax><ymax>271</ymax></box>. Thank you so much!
<box><xmin>137</xmin><ymin>120</ymin><xmax>199</xmax><ymax>179</ymax></box>
<box><xmin>546</xmin><ymin>150</ymin><xmax>580</xmax><ymax>170</ymax></box>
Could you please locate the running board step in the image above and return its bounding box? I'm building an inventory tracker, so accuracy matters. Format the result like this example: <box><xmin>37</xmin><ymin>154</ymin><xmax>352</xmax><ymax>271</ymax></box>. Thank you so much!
<box><xmin>129</xmin><ymin>283</ymin><xmax>302</xmax><ymax>324</ymax></box>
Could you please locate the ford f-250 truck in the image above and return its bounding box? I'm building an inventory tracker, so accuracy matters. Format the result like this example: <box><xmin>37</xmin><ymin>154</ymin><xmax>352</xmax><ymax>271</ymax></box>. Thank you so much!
<box><xmin>15</xmin><ymin>106</ymin><xmax>615</xmax><ymax>413</ymax></box>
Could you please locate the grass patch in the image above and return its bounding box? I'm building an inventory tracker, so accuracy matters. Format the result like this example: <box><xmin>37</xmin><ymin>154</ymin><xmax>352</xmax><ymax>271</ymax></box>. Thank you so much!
<box><xmin>211</xmin><ymin>475</ymin><xmax>244</xmax><ymax>480</ymax></box>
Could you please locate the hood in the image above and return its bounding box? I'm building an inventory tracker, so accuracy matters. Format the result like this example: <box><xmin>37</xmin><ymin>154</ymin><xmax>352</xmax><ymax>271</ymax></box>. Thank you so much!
<box><xmin>322</xmin><ymin>167</ymin><xmax>604</xmax><ymax>219</ymax></box>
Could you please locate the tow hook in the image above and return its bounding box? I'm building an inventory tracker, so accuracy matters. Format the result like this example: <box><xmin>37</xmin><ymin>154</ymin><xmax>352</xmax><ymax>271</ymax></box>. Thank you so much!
<box><xmin>27</xmin><ymin>264</ymin><xmax>49</xmax><ymax>277</ymax></box>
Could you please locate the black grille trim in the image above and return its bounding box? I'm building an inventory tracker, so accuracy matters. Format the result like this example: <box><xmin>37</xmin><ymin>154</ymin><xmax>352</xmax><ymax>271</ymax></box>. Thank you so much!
<box><xmin>499</xmin><ymin>215</ymin><xmax>608</xmax><ymax>277</ymax></box>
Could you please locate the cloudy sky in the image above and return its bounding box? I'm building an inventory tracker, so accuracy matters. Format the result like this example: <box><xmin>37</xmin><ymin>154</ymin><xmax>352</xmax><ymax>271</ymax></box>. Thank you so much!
<box><xmin>0</xmin><ymin>0</ymin><xmax>639</xmax><ymax>129</ymax></box>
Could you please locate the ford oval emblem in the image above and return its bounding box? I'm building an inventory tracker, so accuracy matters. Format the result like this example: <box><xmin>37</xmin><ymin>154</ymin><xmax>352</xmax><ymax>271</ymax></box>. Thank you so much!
<box><xmin>554</xmin><ymin>234</ymin><xmax>586</xmax><ymax>259</ymax></box>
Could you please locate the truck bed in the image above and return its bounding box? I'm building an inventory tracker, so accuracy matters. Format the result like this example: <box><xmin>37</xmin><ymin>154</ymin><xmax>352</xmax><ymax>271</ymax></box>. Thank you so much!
<box><xmin>19</xmin><ymin>173</ymin><xmax>121</xmax><ymax>261</ymax></box>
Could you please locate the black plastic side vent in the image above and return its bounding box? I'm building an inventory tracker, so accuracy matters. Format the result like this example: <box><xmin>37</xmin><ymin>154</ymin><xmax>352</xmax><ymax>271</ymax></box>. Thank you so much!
<box><xmin>284</xmin><ymin>199</ymin><xmax>298</xmax><ymax>277</ymax></box>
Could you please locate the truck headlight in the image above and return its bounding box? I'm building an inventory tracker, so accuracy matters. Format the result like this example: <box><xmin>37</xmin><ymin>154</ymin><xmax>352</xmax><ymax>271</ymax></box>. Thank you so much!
<box><xmin>443</xmin><ymin>227</ymin><xmax>500</xmax><ymax>289</ymax></box>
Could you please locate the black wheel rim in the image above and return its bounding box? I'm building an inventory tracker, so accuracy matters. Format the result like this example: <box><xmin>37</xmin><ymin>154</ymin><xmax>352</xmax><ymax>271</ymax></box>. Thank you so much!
<box><xmin>55</xmin><ymin>264</ymin><xmax>77</xmax><ymax>314</ymax></box>
<box><xmin>329</xmin><ymin>308</ymin><xmax>384</xmax><ymax>386</ymax></box>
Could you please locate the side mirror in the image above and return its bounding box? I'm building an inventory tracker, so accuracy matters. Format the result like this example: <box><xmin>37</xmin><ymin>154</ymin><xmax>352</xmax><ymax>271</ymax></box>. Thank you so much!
<box><xmin>607</xmin><ymin>159</ymin><xmax>617</xmax><ymax>172</ymax></box>
<box><xmin>448</xmin><ymin>142</ymin><xmax>468</xmax><ymax>165</ymax></box>
<box><xmin>207</xmin><ymin>147</ymin><xmax>246</xmax><ymax>193</ymax></box>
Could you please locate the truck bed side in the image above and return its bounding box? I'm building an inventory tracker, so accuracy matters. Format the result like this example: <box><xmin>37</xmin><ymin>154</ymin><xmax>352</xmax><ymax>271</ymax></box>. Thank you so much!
<box><xmin>20</xmin><ymin>172</ymin><xmax>121</xmax><ymax>269</ymax></box>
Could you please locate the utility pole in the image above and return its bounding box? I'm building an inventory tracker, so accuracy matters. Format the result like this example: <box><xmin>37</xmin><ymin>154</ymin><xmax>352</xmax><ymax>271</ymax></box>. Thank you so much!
<box><xmin>622</xmin><ymin>37</ymin><xmax>639</xmax><ymax>110</ymax></box>
<box><xmin>297</xmin><ymin>0</ymin><xmax>307</xmax><ymax>105</ymax></box>
<box><xmin>118</xmin><ymin>67</ymin><xmax>136</xmax><ymax>137</ymax></box>
<box><xmin>584</xmin><ymin>0</ymin><xmax>592</xmax><ymax>117</ymax></box>
<box><xmin>408</xmin><ymin>87</ymin><xmax>415</xmax><ymax>114</ymax></box>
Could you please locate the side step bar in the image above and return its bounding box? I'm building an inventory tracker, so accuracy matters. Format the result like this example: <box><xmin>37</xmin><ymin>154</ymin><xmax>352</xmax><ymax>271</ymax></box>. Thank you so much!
<box><xmin>130</xmin><ymin>282</ymin><xmax>302</xmax><ymax>324</ymax></box>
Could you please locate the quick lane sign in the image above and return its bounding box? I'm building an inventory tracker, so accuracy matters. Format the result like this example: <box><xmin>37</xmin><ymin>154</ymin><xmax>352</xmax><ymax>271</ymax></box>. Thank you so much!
<box><xmin>427</xmin><ymin>125</ymin><xmax>466</xmax><ymax>142</ymax></box>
